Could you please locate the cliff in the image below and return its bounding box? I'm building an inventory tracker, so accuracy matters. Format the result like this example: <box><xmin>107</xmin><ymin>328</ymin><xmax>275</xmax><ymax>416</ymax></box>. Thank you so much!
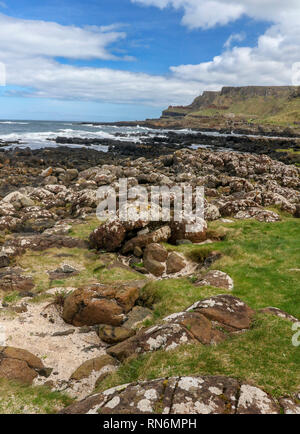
<box><xmin>159</xmin><ymin>86</ymin><xmax>300</xmax><ymax>133</ymax></box>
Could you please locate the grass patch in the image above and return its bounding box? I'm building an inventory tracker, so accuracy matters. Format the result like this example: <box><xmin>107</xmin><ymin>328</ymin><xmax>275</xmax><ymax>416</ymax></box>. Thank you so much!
<box><xmin>0</xmin><ymin>379</ymin><xmax>73</xmax><ymax>414</ymax></box>
<box><xmin>98</xmin><ymin>314</ymin><xmax>300</xmax><ymax>398</ymax></box>
<box><xmin>68</xmin><ymin>217</ymin><xmax>100</xmax><ymax>240</ymax></box>
<box><xmin>172</xmin><ymin>219</ymin><xmax>300</xmax><ymax>319</ymax></box>
<box><xmin>17</xmin><ymin>247</ymin><xmax>144</xmax><ymax>293</ymax></box>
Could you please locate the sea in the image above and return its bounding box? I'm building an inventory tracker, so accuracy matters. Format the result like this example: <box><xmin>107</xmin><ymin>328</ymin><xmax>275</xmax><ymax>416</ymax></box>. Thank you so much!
<box><xmin>0</xmin><ymin>120</ymin><xmax>193</xmax><ymax>152</ymax></box>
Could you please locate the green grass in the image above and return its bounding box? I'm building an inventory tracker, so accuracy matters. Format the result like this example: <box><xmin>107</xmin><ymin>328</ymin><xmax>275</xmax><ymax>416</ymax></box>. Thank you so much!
<box><xmin>0</xmin><ymin>379</ymin><xmax>73</xmax><ymax>414</ymax></box>
<box><xmin>170</xmin><ymin>219</ymin><xmax>300</xmax><ymax>319</ymax></box>
<box><xmin>17</xmin><ymin>247</ymin><xmax>145</xmax><ymax>293</ymax></box>
<box><xmin>68</xmin><ymin>217</ymin><xmax>101</xmax><ymax>240</ymax></box>
<box><xmin>98</xmin><ymin>314</ymin><xmax>300</xmax><ymax>398</ymax></box>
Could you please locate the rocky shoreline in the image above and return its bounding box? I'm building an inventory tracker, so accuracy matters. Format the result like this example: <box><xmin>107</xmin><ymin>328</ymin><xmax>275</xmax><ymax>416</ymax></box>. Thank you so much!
<box><xmin>0</xmin><ymin>138</ymin><xmax>299</xmax><ymax>414</ymax></box>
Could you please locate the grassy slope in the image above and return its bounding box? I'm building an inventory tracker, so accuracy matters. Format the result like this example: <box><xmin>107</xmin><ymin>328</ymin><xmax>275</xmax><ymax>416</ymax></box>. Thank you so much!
<box><xmin>167</xmin><ymin>93</ymin><xmax>300</xmax><ymax>127</ymax></box>
<box><xmin>98</xmin><ymin>218</ymin><xmax>300</xmax><ymax>398</ymax></box>
<box><xmin>1</xmin><ymin>217</ymin><xmax>299</xmax><ymax>410</ymax></box>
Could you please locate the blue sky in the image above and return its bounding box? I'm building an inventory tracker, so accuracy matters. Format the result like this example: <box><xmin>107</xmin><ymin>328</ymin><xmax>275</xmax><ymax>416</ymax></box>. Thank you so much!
<box><xmin>0</xmin><ymin>0</ymin><xmax>299</xmax><ymax>121</ymax></box>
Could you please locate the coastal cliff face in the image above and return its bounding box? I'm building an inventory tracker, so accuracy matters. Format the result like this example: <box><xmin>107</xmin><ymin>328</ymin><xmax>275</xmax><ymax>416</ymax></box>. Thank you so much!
<box><xmin>158</xmin><ymin>86</ymin><xmax>300</xmax><ymax>133</ymax></box>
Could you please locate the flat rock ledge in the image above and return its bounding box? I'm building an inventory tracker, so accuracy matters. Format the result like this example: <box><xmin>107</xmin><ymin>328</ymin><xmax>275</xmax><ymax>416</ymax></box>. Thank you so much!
<box><xmin>60</xmin><ymin>376</ymin><xmax>300</xmax><ymax>414</ymax></box>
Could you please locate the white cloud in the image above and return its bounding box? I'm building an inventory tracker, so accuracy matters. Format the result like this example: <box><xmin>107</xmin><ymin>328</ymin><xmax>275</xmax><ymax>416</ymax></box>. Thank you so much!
<box><xmin>132</xmin><ymin>0</ymin><xmax>300</xmax><ymax>30</ymax></box>
<box><xmin>1</xmin><ymin>1</ymin><xmax>300</xmax><ymax>109</ymax></box>
<box><xmin>224</xmin><ymin>32</ymin><xmax>246</xmax><ymax>49</ymax></box>
<box><xmin>133</xmin><ymin>0</ymin><xmax>300</xmax><ymax>98</ymax></box>
<box><xmin>0</xmin><ymin>13</ymin><xmax>127</xmax><ymax>60</ymax></box>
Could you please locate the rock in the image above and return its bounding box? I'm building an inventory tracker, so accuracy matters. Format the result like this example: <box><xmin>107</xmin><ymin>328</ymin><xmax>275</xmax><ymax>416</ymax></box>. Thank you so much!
<box><xmin>205</xmin><ymin>203</ymin><xmax>221</xmax><ymax>221</ymax></box>
<box><xmin>122</xmin><ymin>306</ymin><xmax>153</xmax><ymax>330</ymax></box>
<box><xmin>144</xmin><ymin>243</ymin><xmax>168</xmax><ymax>263</ymax></box>
<box><xmin>133</xmin><ymin>246</ymin><xmax>143</xmax><ymax>257</ymax></box>
<box><xmin>259</xmin><ymin>307</ymin><xmax>299</xmax><ymax>323</ymax></box>
<box><xmin>195</xmin><ymin>270</ymin><xmax>234</xmax><ymax>290</ymax></box>
<box><xmin>2</xmin><ymin>191</ymin><xmax>35</xmax><ymax>209</ymax></box>
<box><xmin>89</xmin><ymin>220</ymin><xmax>126</xmax><ymax>252</ymax></box>
<box><xmin>237</xmin><ymin>384</ymin><xmax>280</xmax><ymax>414</ymax></box>
<box><xmin>98</xmin><ymin>325</ymin><xmax>135</xmax><ymax>344</ymax></box>
<box><xmin>0</xmin><ymin>346</ymin><xmax>46</xmax><ymax>385</ymax></box>
<box><xmin>187</xmin><ymin>295</ymin><xmax>255</xmax><ymax>331</ymax></box>
<box><xmin>108</xmin><ymin>323</ymin><xmax>194</xmax><ymax>362</ymax></box>
<box><xmin>235</xmin><ymin>208</ymin><xmax>280</xmax><ymax>222</ymax></box>
<box><xmin>70</xmin><ymin>355</ymin><xmax>117</xmax><ymax>381</ymax></box>
<box><xmin>169</xmin><ymin>218</ymin><xmax>207</xmax><ymax>244</ymax></box>
<box><xmin>0</xmin><ymin>268</ymin><xmax>35</xmax><ymax>292</ymax></box>
<box><xmin>166</xmin><ymin>252</ymin><xmax>186</xmax><ymax>274</ymax></box>
<box><xmin>63</xmin><ymin>281</ymin><xmax>143</xmax><ymax>327</ymax></box>
<box><xmin>122</xmin><ymin>226</ymin><xmax>171</xmax><ymax>254</ymax></box>
<box><xmin>41</xmin><ymin>167</ymin><xmax>53</xmax><ymax>178</ymax></box>
<box><xmin>144</xmin><ymin>255</ymin><xmax>166</xmax><ymax>277</ymax></box>
<box><xmin>0</xmin><ymin>253</ymin><xmax>9</xmax><ymax>268</ymax></box>
<box><xmin>65</xmin><ymin>169</ymin><xmax>79</xmax><ymax>182</ymax></box>
<box><xmin>60</xmin><ymin>376</ymin><xmax>280</xmax><ymax>414</ymax></box>
<box><xmin>279</xmin><ymin>397</ymin><xmax>300</xmax><ymax>414</ymax></box>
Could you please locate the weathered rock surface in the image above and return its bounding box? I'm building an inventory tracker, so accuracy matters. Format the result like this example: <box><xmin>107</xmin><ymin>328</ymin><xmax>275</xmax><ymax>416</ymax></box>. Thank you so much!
<box><xmin>60</xmin><ymin>376</ymin><xmax>288</xmax><ymax>414</ymax></box>
<box><xmin>98</xmin><ymin>325</ymin><xmax>136</xmax><ymax>344</ymax></box>
<box><xmin>107</xmin><ymin>295</ymin><xmax>254</xmax><ymax>361</ymax></box>
<box><xmin>0</xmin><ymin>346</ymin><xmax>47</xmax><ymax>384</ymax></box>
<box><xmin>70</xmin><ymin>355</ymin><xmax>117</xmax><ymax>381</ymax></box>
<box><xmin>259</xmin><ymin>307</ymin><xmax>299</xmax><ymax>323</ymax></box>
<box><xmin>166</xmin><ymin>252</ymin><xmax>186</xmax><ymax>274</ymax></box>
<box><xmin>195</xmin><ymin>270</ymin><xmax>234</xmax><ymax>290</ymax></box>
<box><xmin>63</xmin><ymin>281</ymin><xmax>144</xmax><ymax>327</ymax></box>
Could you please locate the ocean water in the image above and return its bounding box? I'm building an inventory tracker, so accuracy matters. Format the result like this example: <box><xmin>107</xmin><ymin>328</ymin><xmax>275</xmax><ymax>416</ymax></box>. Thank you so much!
<box><xmin>0</xmin><ymin>120</ymin><xmax>175</xmax><ymax>151</ymax></box>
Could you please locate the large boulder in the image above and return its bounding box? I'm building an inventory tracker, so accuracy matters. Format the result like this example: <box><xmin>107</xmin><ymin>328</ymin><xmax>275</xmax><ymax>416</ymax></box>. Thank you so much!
<box><xmin>107</xmin><ymin>295</ymin><xmax>254</xmax><ymax>362</ymax></box>
<box><xmin>187</xmin><ymin>295</ymin><xmax>255</xmax><ymax>331</ymax></box>
<box><xmin>166</xmin><ymin>252</ymin><xmax>186</xmax><ymax>274</ymax></box>
<box><xmin>89</xmin><ymin>220</ymin><xmax>126</xmax><ymax>252</ymax></box>
<box><xmin>143</xmin><ymin>243</ymin><xmax>168</xmax><ymax>277</ymax></box>
<box><xmin>0</xmin><ymin>346</ymin><xmax>47</xmax><ymax>385</ymax></box>
<box><xmin>60</xmin><ymin>376</ymin><xmax>282</xmax><ymax>414</ymax></box>
<box><xmin>63</xmin><ymin>282</ymin><xmax>143</xmax><ymax>327</ymax></box>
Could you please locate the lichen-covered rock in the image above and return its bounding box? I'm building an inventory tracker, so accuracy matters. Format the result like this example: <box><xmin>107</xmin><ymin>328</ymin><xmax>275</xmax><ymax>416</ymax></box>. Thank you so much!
<box><xmin>0</xmin><ymin>346</ymin><xmax>47</xmax><ymax>385</ymax></box>
<box><xmin>89</xmin><ymin>220</ymin><xmax>126</xmax><ymax>252</ymax></box>
<box><xmin>63</xmin><ymin>282</ymin><xmax>143</xmax><ymax>327</ymax></box>
<box><xmin>237</xmin><ymin>384</ymin><xmax>280</xmax><ymax>414</ymax></box>
<box><xmin>279</xmin><ymin>397</ymin><xmax>300</xmax><ymax>414</ymax></box>
<box><xmin>187</xmin><ymin>295</ymin><xmax>255</xmax><ymax>331</ymax></box>
<box><xmin>235</xmin><ymin>208</ymin><xmax>280</xmax><ymax>222</ymax></box>
<box><xmin>195</xmin><ymin>270</ymin><xmax>234</xmax><ymax>290</ymax></box>
<box><xmin>108</xmin><ymin>323</ymin><xmax>194</xmax><ymax>362</ymax></box>
<box><xmin>60</xmin><ymin>376</ymin><xmax>281</xmax><ymax>414</ymax></box>
<box><xmin>259</xmin><ymin>307</ymin><xmax>299</xmax><ymax>323</ymax></box>
<box><xmin>169</xmin><ymin>218</ymin><xmax>207</xmax><ymax>244</ymax></box>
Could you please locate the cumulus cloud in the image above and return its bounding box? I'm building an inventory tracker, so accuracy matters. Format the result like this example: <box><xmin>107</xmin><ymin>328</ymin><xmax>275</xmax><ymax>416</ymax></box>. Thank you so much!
<box><xmin>133</xmin><ymin>0</ymin><xmax>300</xmax><ymax>95</ymax></box>
<box><xmin>224</xmin><ymin>32</ymin><xmax>246</xmax><ymax>49</ymax></box>
<box><xmin>1</xmin><ymin>1</ymin><xmax>300</xmax><ymax>108</ymax></box>
<box><xmin>132</xmin><ymin>0</ymin><xmax>300</xmax><ymax>29</ymax></box>
<box><xmin>0</xmin><ymin>13</ymin><xmax>127</xmax><ymax>60</ymax></box>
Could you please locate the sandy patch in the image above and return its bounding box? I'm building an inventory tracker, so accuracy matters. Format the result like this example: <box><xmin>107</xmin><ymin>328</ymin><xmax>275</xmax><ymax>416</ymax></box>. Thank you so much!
<box><xmin>0</xmin><ymin>299</ymin><xmax>110</xmax><ymax>399</ymax></box>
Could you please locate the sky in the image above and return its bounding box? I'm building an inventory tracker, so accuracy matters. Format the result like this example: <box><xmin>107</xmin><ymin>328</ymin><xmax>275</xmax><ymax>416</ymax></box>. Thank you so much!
<box><xmin>0</xmin><ymin>0</ymin><xmax>299</xmax><ymax>121</ymax></box>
